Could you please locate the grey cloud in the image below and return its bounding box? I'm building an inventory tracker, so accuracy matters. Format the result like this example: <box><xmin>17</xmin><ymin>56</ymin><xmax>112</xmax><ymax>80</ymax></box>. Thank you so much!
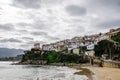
<box><xmin>92</xmin><ymin>0</ymin><xmax>120</xmax><ymax>7</ymax></box>
<box><xmin>39</xmin><ymin>41</ymin><xmax>46</xmax><ymax>44</ymax></box>
<box><xmin>48</xmin><ymin>36</ymin><xmax>60</xmax><ymax>40</ymax></box>
<box><xmin>31</xmin><ymin>19</ymin><xmax>52</xmax><ymax>30</ymax></box>
<box><xmin>17</xmin><ymin>21</ymin><xmax>49</xmax><ymax>30</ymax></box>
<box><xmin>13</xmin><ymin>0</ymin><xmax>41</xmax><ymax>9</ymax></box>
<box><xmin>26</xmin><ymin>41</ymin><xmax>46</xmax><ymax>45</ymax></box>
<box><xmin>89</xmin><ymin>0</ymin><xmax>120</xmax><ymax>12</ymax></box>
<box><xmin>0</xmin><ymin>38</ymin><xmax>22</xmax><ymax>43</ymax></box>
<box><xmin>26</xmin><ymin>41</ymin><xmax>35</xmax><ymax>44</ymax></box>
<box><xmin>33</xmin><ymin>23</ymin><xmax>47</xmax><ymax>30</ymax></box>
<box><xmin>40</xmin><ymin>0</ymin><xmax>65</xmax><ymax>6</ymax></box>
<box><xmin>97</xmin><ymin>19</ymin><xmax>120</xmax><ymax>29</ymax></box>
<box><xmin>18</xmin><ymin>30</ymin><xmax>28</xmax><ymax>33</ymax></box>
<box><xmin>0</xmin><ymin>7</ymin><xmax>2</xmax><ymax>15</ymax></box>
<box><xmin>16</xmin><ymin>29</ymin><xmax>29</xmax><ymax>34</ymax></box>
<box><xmin>17</xmin><ymin>23</ymin><xmax>31</xmax><ymax>26</ymax></box>
<box><xmin>75</xmin><ymin>26</ymin><xmax>85</xmax><ymax>32</ymax></box>
<box><xmin>44</xmin><ymin>35</ymin><xmax>60</xmax><ymax>40</ymax></box>
<box><xmin>20</xmin><ymin>44</ymin><xmax>31</xmax><ymax>47</ymax></box>
<box><xmin>31</xmin><ymin>31</ymin><xmax>48</xmax><ymax>36</ymax></box>
<box><xmin>66</xmin><ymin>5</ymin><xmax>87</xmax><ymax>16</ymax></box>
<box><xmin>0</xmin><ymin>24</ymin><xmax>14</xmax><ymax>31</ymax></box>
<box><xmin>67</xmin><ymin>25</ymin><xmax>85</xmax><ymax>34</ymax></box>
<box><xmin>22</xmin><ymin>37</ymin><xmax>34</xmax><ymax>40</ymax></box>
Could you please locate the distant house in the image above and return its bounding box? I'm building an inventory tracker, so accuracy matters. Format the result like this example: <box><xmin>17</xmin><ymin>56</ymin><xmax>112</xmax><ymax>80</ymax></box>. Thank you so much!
<box><xmin>42</xmin><ymin>44</ymin><xmax>52</xmax><ymax>51</ymax></box>
<box><xmin>106</xmin><ymin>28</ymin><xmax>120</xmax><ymax>38</ymax></box>
<box><xmin>33</xmin><ymin>43</ymin><xmax>41</xmax><ymax>53</ymax></box>
<box><xmin>73</xmin><ymin>48</ymin><xmax>80</xmax><ymax>55</ymax></box>
<box><xmin>85</xmin><ymin>50</ymin><xmax>95</xmax><ymax>57</ymax></box>
<box><xmin>56</xmin><ymin>41</ymin><xmax>66</xmax><ymax>52</ymax></box>
<box><xmin>34</xmin><ymin>43</ymin><xmax>41</xmax><ymax>50</ymax></box>
<box><xmin>87</xmin><ymin>44</ymin><xmax>94</xmax><ymax>50</ymax></box>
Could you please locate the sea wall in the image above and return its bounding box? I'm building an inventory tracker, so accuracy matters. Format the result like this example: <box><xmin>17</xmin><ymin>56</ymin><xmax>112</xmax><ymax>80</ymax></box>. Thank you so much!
<box><xmin>94</xmin><ymin>59</ymin><xmax>120</xmax><ymax>68</ymax></box>
<box><xmin>102</xmin><ymin>60</ymin><xmax>120</xmax><ymax>68</ymax></box>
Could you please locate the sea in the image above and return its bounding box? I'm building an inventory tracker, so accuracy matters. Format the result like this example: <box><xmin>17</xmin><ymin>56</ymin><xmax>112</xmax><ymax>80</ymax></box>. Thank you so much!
<box><xmin>0</xmin><ymin>61</ymin><xmax>88</xmax><ymax>80</ymax></box>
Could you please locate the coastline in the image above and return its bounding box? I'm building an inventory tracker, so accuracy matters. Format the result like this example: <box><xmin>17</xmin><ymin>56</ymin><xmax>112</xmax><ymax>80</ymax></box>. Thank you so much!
<box><xmin>69</xmin><ymin>65</ymin><xmax>94</xmax><ymax>80</ymax></box>
<box><xmin>47</xmin><ymin>63</ymin><xmax>94</xmax><ymax>80</ymax></box>
<box><xmin>17</xmin><ymin>62</ymin><xmax>94</xmax><ymax>80</ymax></box>
<box><xmin>16</xmin><ymin>62</ymin><xmax>120</xmax><ymax>80</ymax></box>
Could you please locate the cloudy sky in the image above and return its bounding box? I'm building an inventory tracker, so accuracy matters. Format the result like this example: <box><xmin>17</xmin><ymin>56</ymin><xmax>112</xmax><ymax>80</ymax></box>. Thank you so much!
<box><xmin>0</xmin><ymin>0</ymin><xmax>120</xmax><ymax>49</ymax></box>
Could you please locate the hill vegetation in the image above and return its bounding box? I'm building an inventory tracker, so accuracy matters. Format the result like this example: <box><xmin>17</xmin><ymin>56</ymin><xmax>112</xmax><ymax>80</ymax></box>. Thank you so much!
<box><xmin>94</xmin><ymin>32</ymin><xmax>120</xmax><ymax>60</ymax></box>
<box><xmin>111</xmin><ymin>32</ymin><xmax>120</xmax><ymax>44</ymax></box>
<box><xmin>21</xmin><ymin>50</ymin><xmax>89</xmax><ymax>64</ymax></box>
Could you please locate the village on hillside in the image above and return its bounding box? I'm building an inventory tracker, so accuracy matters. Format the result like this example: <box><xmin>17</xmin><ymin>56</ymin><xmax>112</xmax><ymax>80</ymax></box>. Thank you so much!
<box><xmin>22</xmin><ymin>28</ymin><xmax>120</xmax><ymax>67</ymax></box>
<box><xmin>40</xmin><ymin>28</ymin><xmax>119</xmax><ymax>58</ymax></box>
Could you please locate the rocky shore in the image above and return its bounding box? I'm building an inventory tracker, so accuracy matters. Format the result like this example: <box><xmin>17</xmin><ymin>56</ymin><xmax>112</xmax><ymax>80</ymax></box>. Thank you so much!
<box><xmin>19</xmin><ymin>60</ymin><xmax>48</xmax><ymax>65</ymax></box>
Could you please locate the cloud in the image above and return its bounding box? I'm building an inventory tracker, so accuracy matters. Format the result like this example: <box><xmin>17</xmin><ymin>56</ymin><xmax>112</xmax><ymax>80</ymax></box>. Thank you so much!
<box><xmin>31</xmin><ymin>31</ymin><xmax>48</xmax><ymax>36</ymax></box>
<box><xmin>97</xmin><ymin>19</ymin><xmax>120</xmax><ymax>29</ymax></box>
<box><xmin>26</xmin><ymin>40</ymin><xmax>46</xmax><ymax>45</ymax></box>
<box><xmin>17</xmin><ymin>21</ymin><xmax>49</xmax><ymax>30</ymax></box>
<box><xmin>17</xmin><ymin>23</ymin><xmax>31</xmax><ymax>26</ymax></box>
<box><xmin>0</xmin><ymin>24</ymin><xmax>15</xmax><ymax>31</ymax></box>
<box><xmin>65</xmin><ymin>5</ymin><xmax>87</xmax><ymax>16</ymax></box>
<box><xmin>74</xmin><ymin>26</ymin><xmax>85</xmax><ymax>32</ymax></box>
<box><xmin>88</xmin><ymin>0</ymin><xmax>120</xmax><ymax>14</ymax></box>
<box><xmin>45</xmin><ymin>35</ymin><xmax>60</xmax><ymax>41</ymax></box>
<box><xmin>13</xmin><ymin>0</ymin><xmax>41</xmax><ymax>9</ymax></box>
<box><xmin>0</xmin><ymin>38</ymin><xmax>22</xmax><ymax>43</ymax></box>
<box><xmin>92</xmin><ymin>0</ymin><xmax>120</xmax><ymax>8</ymax></box>
<box><xmin>0</xmin><ymin>0</ymin><xmax>120</xmax><ymax>50</ymax></box>
<box><xmin>22</xmin><ymin>37</ymin><xmax>34</xmax><ymax>40</ymax></box>
<box><xmin>20</xmin><ymin>44</ymin><xmax>31</xmax><ymax>48</ymax></box>
<box><xmin>17</xmin><ymin>30</ymin><xmax>29</xmax><ymax>33</ymax></box>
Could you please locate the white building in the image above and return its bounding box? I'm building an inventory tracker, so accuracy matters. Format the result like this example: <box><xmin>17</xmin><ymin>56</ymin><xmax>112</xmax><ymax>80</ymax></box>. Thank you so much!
<box><xmin>87</xmin><ymin>44</ymin><xmax>95</xmax><ymax>50</ymax></box>
<box><xmin>85</xmin><ymin>50</ymin><xmax>95</xmax><ymax>57</ymax></box>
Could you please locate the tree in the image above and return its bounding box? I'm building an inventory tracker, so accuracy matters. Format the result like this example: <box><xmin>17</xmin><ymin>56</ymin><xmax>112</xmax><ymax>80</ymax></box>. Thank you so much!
<box><xmin>111</xmin><ymin>32</ymin><xmax>120</xmax><ymax>44</ymax></box>
<box><xmin>94</xmin><ymin>40</ymin><xmax>114</xmax><ymax>57</ymax></box>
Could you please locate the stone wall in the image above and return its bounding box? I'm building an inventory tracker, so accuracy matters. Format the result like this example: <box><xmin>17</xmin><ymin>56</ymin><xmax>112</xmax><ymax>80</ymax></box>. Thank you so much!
<box><xmin>102</xmin><ymin>60</ymin><xmax>120</xmax><ymax>68</ymax></box>
<box><xmin>94</xmin><ymin>58</ymin><xmax>120</xmax><ymax>68</ymax></box>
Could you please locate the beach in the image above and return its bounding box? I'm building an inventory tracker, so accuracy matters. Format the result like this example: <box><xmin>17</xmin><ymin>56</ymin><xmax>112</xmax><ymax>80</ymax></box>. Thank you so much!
<box><xmin>70</xmin><ymin>65</ymin><xmax>120</xmax><ymax>80</ymax></box>
<box><xmin>88</xmin><ymin>66</ymin><xmax>120</xmax><ymax>80</ymax></box>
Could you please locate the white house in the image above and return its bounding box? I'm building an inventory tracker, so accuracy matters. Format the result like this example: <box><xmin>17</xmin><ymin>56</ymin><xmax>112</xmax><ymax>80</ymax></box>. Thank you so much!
<box><xmin>85</xmin><ymin>50</ymin><xmax>95</xmax><ymax>57</ymax></box>
<box><xmin>87</xmin><ymin>44</ymin><xmax>95</xmax><ymax>50</ymax></box>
